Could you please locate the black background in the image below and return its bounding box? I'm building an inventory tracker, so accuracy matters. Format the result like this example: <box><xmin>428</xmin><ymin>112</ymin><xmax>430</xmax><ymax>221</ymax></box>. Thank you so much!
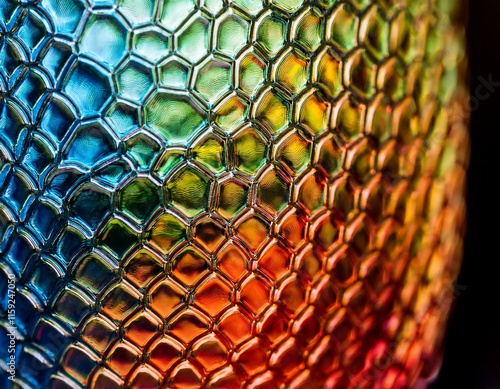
<box><xmin>430</xmin><ymin>1</ymin><xmax>500</xmax><ymax>388</ymax></box>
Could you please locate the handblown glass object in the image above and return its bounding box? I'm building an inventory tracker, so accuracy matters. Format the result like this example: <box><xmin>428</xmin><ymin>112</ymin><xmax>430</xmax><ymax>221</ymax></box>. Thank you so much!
<box><xmin>0</xmin><ymin>0</ymin><xmax>468</xmax><ymax>388</ymax></box>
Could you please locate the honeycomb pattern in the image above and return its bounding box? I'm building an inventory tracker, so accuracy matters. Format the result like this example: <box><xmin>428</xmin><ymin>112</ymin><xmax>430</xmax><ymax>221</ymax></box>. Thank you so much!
<box><xmin>0</xmin><ymin>1</ymin><xmax>468</xmax><ymax>388</ymax></box>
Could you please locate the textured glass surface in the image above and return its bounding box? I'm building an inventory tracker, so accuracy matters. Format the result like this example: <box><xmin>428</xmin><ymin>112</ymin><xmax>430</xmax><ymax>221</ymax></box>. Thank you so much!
<box><xmin>0</xmin><ymin>1</ymin><xmax>468</xmax><ymax>388</ymax></box>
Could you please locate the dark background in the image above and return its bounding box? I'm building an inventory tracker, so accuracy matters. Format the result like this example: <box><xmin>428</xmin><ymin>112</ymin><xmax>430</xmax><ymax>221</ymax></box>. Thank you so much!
<box><xmin>430</xmin><ymin>1</ymin><xmax>500</xmax><ymax>388</ymax></box>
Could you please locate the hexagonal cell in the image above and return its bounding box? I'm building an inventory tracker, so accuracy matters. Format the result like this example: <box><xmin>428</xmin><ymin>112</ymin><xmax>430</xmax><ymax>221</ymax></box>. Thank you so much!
<box><xmin>104</xmin><ymin>101</ymin><xmax>139</xmax><ymax>137</ymax></box>
<box><xmin>236</xmin><ymin>51</ymin><xmax>266</xmax><ymax>97</ymax></box>
<box><xmin>358</xmin><ymin>174</ymin><xmax>385</xmax><ymax>221</ymax></box>
<box><xmin>193</xmin><ymin>58</ymin><xmax>231</xmax><ymax>105</ymax></box>
<box><xmin>392</xmin><ymin>98</ymin><xmax>418</xmax><ymax>147</ymax></box>
<box><xmin>170</xmin><ymin>361</ymin><xmax>203</xmax><ymax>388</ymax></box>
<box><xmin>254</xmin><ymin>88</ymin><xmax>290</xmax><ymax>136</ymax></box>
<box><xmin>27</xmin><ymin>199</ymin><xmax>62</xmax><ymax>244</ymax></box>
<box><xmin>81</xmin><ymin>316</ymin><xmax>116</xmax><ymax>353</ymax></box>
<box><xmin>73</xmin><ymin>251</ymin><xmax>116</xmax><ymax>297</ymax></box>
<box><xmin>298</xmin><ymin>90</ymin><xmax>330</xmax><ymax>138</ymax></box>
<box><xmin>115</xmin><ymin>58</ymin><xmax>154</xmax><ymax>102</ymax></box>
<box><xmin>292</xmin><ymin>7</ymin><xmax>324</xmax><ymax>53</ymax></box>
<box><xmin>191</xmin><ymin>131</ymin><xmax>226</xmax><ymax>174</ymax></box>
<box><xmin>377</xmin><ymin>57</ymin><xmax>406</xmax><ymax>104</ymax></box>
<box><xmin>149</xmin><ymin>336</ymin><xmax>185</xmax><ymax>373</ymax></box>
<box><xmin>342</xmin><ymin>282</ymin><xmax>369</xmax><ymax>320</ymax></box>
<box><xmin>149</xmin><ymin>278</ymin><xmax>187</xmax><ymax>317</ymax></box>
<box><xmin>310</xmin><ymin>274</ymin><xmax>338</xmax><ymax>312</ymax></box>
<box><xmin>124</xmin><ymin>131</ymin><xmax>161</xmax><ymax>170</ymax></box>
<box><xmin>275</xmin><ymin>129</ymin><xmax>311</xmax><ymax>176</ymax></box>
<box><xmin>256</xmin><ymin>12</ymin><xmax>287</xmax><ymax>57</ymax></box>
<box><xmin>0</xmin><ymin>36</ymin><xmax>25</xmax><ymax>82</ymax></box>
<box><xmin>177</xmin><ymin>13</ymin><xmax>211</xmax><ymax>63</ymax></box>
<box><xmin>106</xmin><ymin>340</ymin><xmax>140</xmax><ymax>378</ymax></box>
<box><xmin>292</xmin><ymin>306</ymin><xmax>322</xmax><ymax>346</ymax></box>
<box><xmin>256</xmin><ymin>304</ymin><xmax>289</xmax><ymax>347</ymax></box>
<box><xmin>55</xmin><ymin>226</ymin><xmax>88</xmax><ymax>268</ymax></box>
<box><xmin>310</xmin><ymin>213</ymin><xmax>340</xmax><ymax>252</ymax></box>
<box><xmin>146</xmin><ymin>212</ymin><xmax>187</xmax><ymax>255</ymax></box>
<box><xmin>1</xmin><ymin>98</ymin><xmax>25</xmax><ymax>155</ymax></box>
<box><xmin>269</xmin><ymin>338</ymin><xmax>302</xmax><ymax>376</ymax></box>
<box><xmin>230</xmin><ymin>0</ymin><xmax>264</xmax><ymax>16</ymax></box>
<box><xmin>145</xmin><ymin>92</ymin><xmax>207</xmax><ymax>143</ymax></box>
<box><xmin>158</xmin><ymin>56</ymin><xmax>191</xmax><ymax>90</ymax></box>
<box><xmin>326</xmin><ymin>246</ymin><xmax>355</xmax><ymax>286</ymax></box>
<box><xmin>274</xmin><ymin>49</ymin><xmax>309</xmax><ymax>96</ymax></box>
<box><xmin>52</xmin><ymin>288</ymin><xmax>89</xmax><ymax>328</ymax></box>
<box><xmin>133</xmin><ymin>27</ymin><xmax>170</xmax><ymax>63</ymax></box>
<box><xmin>128</xmin><ymin>365</ymin><xmax>163</xmax><ymax>388</ymax></box>
<box><xmin>37</xmin><ymin>93</ymin><xmax>76</xmax><ymax>144</ymax></box>
<box><xmin>345</xmin><ymin>138</ymin><xmax>375</xmax><ymax>184</ymax></box>
<box><xmin>123</xmin><ymin>248</ymin><xmax>163</xmax><ymax>288</ymax></box>
<box><xmin>69</xmin><ymin>183</ymin><xmax>111</xmax><ymax>231</ymax></box>
<box><xmin>159</xmin><ymin>0</ymin><xmax>196</xmax><ymax>32</ymax></box>
<box><xmin>333</xmin><ymin>95</ymin><xmax>366</xmax><ymax>143</ymax></box>
<box><xmin>85</xmin><ymin>368</ymin><xmax>118</xmax><ymax>389</ymax></box>
<box><xmin>344</xmin><ymin>49</ymin><xmax>377</xmax><ymax>100</ymax></box>
<box><xmin>117</xmin><ymin>177</ymin><xmax>161</xmax><ymax>224</ymax></box>
<box><xmin>294</xmin><ymin>245</ymin><xmax>322</xmax><ymax>282</ymax></box>
<box><xmin>239</xmin><ymin>276</ymin><xmax>271</xmax><ymax>317</ymax></box>
<box><xmin>277</xmin><ymin>207</ymin><xmax>307</xmax><ymax>249</ymax></box>
<box><xmin>172</xmin><ymin>247</ymin><xmax>210</xmax><ymax>287</ymax></box>
<box><xmin>218</xmin><ymin>307</ymin><xmax>252</xmax><ymax>348</ymax></box>
<box><xmin>118</xmin><ymin>0</ymin><xmax>156</xmax><ymax>28</ymax></box>
<box><xmin>94</xmin><ymin>159</ymin><xmax>133</xmax><ymax>188</ymax></box>
<box><xmin>79</xmin><ymin>13</ymin><xmax>128</xmax><ymax>68</ymax></box>
<box><xmin>63</xmin><ymin>59</ymin><xmax>112</xmax><ymax>116</ymax></box>
<box><xmin>12</xmin><ymin>68</ymin><xmax>48</xmax><ymax>111</ymax></box>
<box><xmin>296</xmin><ymin>170</ymin><xmax>326</xmax><ymax>215</ymax></box>
<box><xmin>326</xmin><ymin>3</ymin><xmax>359</xmax><ymax>54</ymax></box>
<box><xmin>193</xmin><ymin>217</ymin><xmax>227</xmax><ymax>254</ymax></box>
<box><xmin>21</xmin><ymin>133</ymin><xmax>56</xmax><ymax>181</ymax></box>
<box><xmin>100</xmin><ymin>281</ymin><xmax>141</xmax><ymax>322</ymax></box>
<box><xmin>45</xmin><ymin>167</ymin><xmax>81</xmax><ymax>202</ymax></box>
<box><xmin>277</xmin><ymin>274</ymin><xmax>307</xmax><ymax>316</ymax></box>
<box><xmin>315</xmin><ymin>134</ymin><xmax>344</xmax><ymax>177</ymax></box>
<box><xmin>192</xmin><ymin>334</ymin><xmax>228</xmax><ymax>372</ymax></box>
<box><xmin>390</xmin><ymin>11</ymin><xmax>418</xmax><ymax>64</ymax></box>
<box><xmin>232</xmin><ymin>124</ymin><xmax>268</xmax><ymax>175</ymax></box>
<box><xmin>33</xmin><ymin>0</ymin><xmax>76</xmax><ymax>36</ymax></box>
<box><xmin>328</xmin><ymin>174</ymin><xmax>356</xmax><ymax>219</ymax></box>
<box><xmin>215</xmin><ymin>11</ymin><xmax>250</xmax><ymax>58</ymax></box>
<box><xmin>359</xmin><ymin>5</ymin><xmax>389</xmax><ymax>62</ymax></box>
<box><xmin>203</xmin><ymin>0</ymin><xmax>224</xmax><ymax>15</ymax></box>
<box><xmin>55</xmin><ymin>225</ymin><xmax>87</xmax><ymax>267</ymax></box>
<box><xmin>235</xmin><ymin>213</ymin><xmax>270</xmax><ymax>252</ymax></box>
<box><xmin>217</xmin><ymin>243</ymin><xmax>249</xmax><ymax>283</ymax></box>
<box><xmin>213</xmin><ymin>94</ymin><xmax>249</xmax><ymax>133</ymax></box>
<box><xmin>194</xmin><ymin>274</ymin><xmax>232</xmax><ymax>317</ymax></box>
<box><xmin>169</xmin><ymin>309</ymin><xmax>210</xmax><ymax>345</ymax></box>
<box><xmin>60</xmin><ymin>344</ymin><xmax>98</xmax><ymax>384</ymax></box>
<box><xmin>256</xmin><ymin>167</ymin><xmax>291</xmax><ymax>216</ymax></box>
<box><xmin>258</xmin><ymin>243</ymin><xmax>291</xmax><ymax>280</ymax></box>
<box><xmin>153</xmin><ymin>147</ymin><xmax>186</xmax><ymax>180</ymax></box>
<box><xmin>165</xmin><ymin>165</ymin><xmax>210</xmax><ymax>218</ymax></box>
<box><xmin>344</xmin><ymin>214</ymin><xmax>372</xmax><ymax>255</ymax></box>
<box><xmin>313</xmin><ymin>47</ymin><xmax>343</xmax><ymax>100</ymax></box>
<box><xmin>62</xmin><ymin>120</ymin><xmax>118</xmax><ymax>168</ymax></box>
<box><xmin>216</xmin><ymin>177</ymin><xmax>249</xmax><ymax>220</ymax></box>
